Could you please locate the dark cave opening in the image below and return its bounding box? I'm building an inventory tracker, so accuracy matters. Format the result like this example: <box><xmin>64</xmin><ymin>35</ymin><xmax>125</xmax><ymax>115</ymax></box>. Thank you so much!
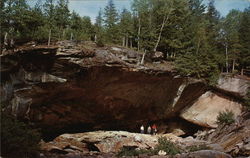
<box><xmin>40</xmin><ymin>116</ymin><xmax>203</xmax><ymax>142</ymax></box>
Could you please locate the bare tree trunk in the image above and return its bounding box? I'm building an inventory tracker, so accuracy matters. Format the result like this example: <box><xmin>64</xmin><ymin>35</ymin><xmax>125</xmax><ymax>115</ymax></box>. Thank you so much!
<box><xmin>122</xmin><ymin>36</ymin><xmax>125</xmax><ymax>47</ymax></box>
<box><xmin>225</xmin><ymin>44</ymin><xmax>229</xmax><ymax>73</ymax></box>
<box><xmin>153</xmin><ymin>6</ymin><xmax>172</xmax><ymax>52</ymax></box>
<box><xmin>4</xmin><ymin>32</ymin><xmax>8</xmax><ymax>46</ymax></box>
<box><xmin>94</xmin><ymin>34</ymin><xmax>97</xmax><ymax>42</ymax></box>
<box><xmin>137</xmin><ymin>17</ymin><xmax>141</xmax><ymax>51</ymax></box>
<box><xmin>232</xmin><ymin>59</ymin><xmax>235</xmax><ymax>72</ymax></box>
<box><xmin>70</xmin><ymin>33</ymin><xmax>73</xmax><ymax>41</ymax></box>
<box><xmin>141</xmin><ymin>50</ymin><xmax>146</xmax><ymax>65</ymax></box>
<box><xmin>241</xmin><ymin>68</ymin><xmax>244</xmax><ymax>76</ymax></box>
<box><xmin>48</xmin><ymin>29</ymin><xmax>51</xmax><ymax>46</ymax></box>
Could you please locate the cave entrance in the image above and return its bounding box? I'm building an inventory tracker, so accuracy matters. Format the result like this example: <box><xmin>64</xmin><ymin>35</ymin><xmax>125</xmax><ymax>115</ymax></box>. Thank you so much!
<box><xmin>40</xmin><ymin>117</ymin><xmax>203</xmax><ymax>142</ymax></box>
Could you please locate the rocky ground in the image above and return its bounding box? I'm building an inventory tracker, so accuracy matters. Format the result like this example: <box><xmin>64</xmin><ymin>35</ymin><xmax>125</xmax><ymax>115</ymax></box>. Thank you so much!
<box><xmin>39</xmin><ymin>111</ymin><xmax>249</xmax><ymax>157</ymax></box>
<box><xmin>1</xmin><ymin>41</ymin><xmax>250</xmax><ymax>157</ymax></box>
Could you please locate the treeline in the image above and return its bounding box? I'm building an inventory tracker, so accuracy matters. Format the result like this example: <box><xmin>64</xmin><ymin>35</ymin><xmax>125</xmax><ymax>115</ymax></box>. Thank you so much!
<box><xmin>1</xmin><ymin>0</ymin><xmax>250</xmax><ymax>81</ymax></box>
<box><xmin>1</xmin><ymin>0</ymin><xmax>94</xmax><ymax>44</ymax></box>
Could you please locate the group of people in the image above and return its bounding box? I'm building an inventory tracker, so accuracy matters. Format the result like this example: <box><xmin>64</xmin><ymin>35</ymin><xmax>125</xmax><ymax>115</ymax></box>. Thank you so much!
<box><xmin>140</xmin><ymin>124</ymin><xmax>157</xmax><ymax>135</ymax></box>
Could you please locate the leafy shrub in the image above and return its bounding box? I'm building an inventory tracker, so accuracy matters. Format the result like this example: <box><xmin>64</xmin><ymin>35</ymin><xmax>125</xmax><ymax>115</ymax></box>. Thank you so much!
<box><xmin>187</xmin><ymin>144</ymin><xmax>211</xmax><ymax>152</ymax></box>
<box><xmin>217</xmin><ymin>110</ymin><xmax>235</xmax><ymax>125</ymax></box>
<box><xmin>154</xmin><ymin>137</ymin><xmax>181</xmax><ymax>155</ymax></box>
<box><xmin>1</xmin><ymin>113</ymin><xmax>41</xmax><ymax>158</ymax></box>
<box><xmin>117</xmin><ymin>137</ymin><xmax>180</xmax><ymax>157</ymax></box>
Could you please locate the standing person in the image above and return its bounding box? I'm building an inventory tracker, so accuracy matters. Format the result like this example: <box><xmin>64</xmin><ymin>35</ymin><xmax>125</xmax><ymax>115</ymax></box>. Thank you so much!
<box><xmin>152</xmin><ymin>124</ymin><xmax>157</xmax><ymax>135</ymax></box>
<box><xmin>147</xmin><ymin>126</ymin><xmax>152</xmax><ymax>134</ymax></box>
<box><xmin>140</xmin><ymin>125</ymin><xmax>144</xmax><ymax>134</ymax></box>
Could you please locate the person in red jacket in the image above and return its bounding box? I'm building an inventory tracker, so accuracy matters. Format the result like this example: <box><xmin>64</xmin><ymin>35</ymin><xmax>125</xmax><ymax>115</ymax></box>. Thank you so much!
<box><xmin>152</xmin><ymin>124</ymin><xmax>157</xmax><ymax>135</ymax></box>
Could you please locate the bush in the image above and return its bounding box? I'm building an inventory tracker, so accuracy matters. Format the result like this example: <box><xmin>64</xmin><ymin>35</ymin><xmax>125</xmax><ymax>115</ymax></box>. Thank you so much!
<box><xmin>154</xmin><ymin>137</ymin><xmax>181</xmax><ymax>155</ymax></box>
<box><xmin>117</xmin><ymin>137</ymin><xmax>180</xmax><ymax>157</ymax></box>
<box><xmin>1</xmin><ymin>113</ymin><xmax>41</xmax><ymax>158</ymax></box>
<box><xmin>217</xmin><ymin>110</ymin><xmax>235</xmax><ymax>125</ymax></box>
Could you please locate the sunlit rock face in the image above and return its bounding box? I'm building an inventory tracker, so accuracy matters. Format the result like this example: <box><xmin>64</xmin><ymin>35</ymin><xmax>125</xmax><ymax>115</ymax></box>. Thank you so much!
<box><xmin>217</xmin><ymin>75</ymin><xmax>250</xmax><ymax>97</ymax></box>
<box><xmin>180</xmin><ymin>91</ymin><xmax>242</xmax><ymax>128</ymax></box>
<box><xmin>1</xmin><ymin>41</ymin><xmax>248</xmax><ymax>138</ymax></box>
<box><xmin>0</xmin><ymin>43</ymin><xmax>207</xmax><ymax>137</ymax></box>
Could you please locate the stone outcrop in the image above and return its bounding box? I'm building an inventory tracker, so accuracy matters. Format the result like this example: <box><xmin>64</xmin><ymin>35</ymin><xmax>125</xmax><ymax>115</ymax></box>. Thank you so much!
<box><xmin>180</xmin><ymin>91</ymin><xmax>242</xmax><ymax>128</ymax></box>
<box><xmin>1</xmin><ymin>41</ymin><xmax>208</xmax><ymax>137</ymax></box>
<box><xmin>41</xmin><ymin>131</ymin><xmax>158</xmax><ymax>154</ymax></box>
<box><xmin>193</xmin><ymin>112</ymin><xmax>250</xmax><ymax>157</ymax></box>
<box><xmin>41</xmin><ymin>131</ymin><xmax>234</xmax><ymax>157</ymax></box>
<box><xmin>1</xmin><ymin>41</ymin><xmax>248</xmax><ymax>138</ymax></box>
<box><xmin>206</xmin><ymin>112</ymin><xmax>250</xmax><ymax>156</ymax></box>
<box><xmin>217</xmin><ymin>75</ymin><xmax>250</xmax><ymax>97</ymax></box>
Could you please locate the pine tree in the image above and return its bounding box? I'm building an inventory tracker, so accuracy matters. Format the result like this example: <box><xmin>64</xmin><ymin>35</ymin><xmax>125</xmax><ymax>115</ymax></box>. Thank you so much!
<box><xmin>119</xmin><ymin>8</ymin><xmax>133</xmax><ymax>47</ymax></box>
<box><xmin>222</xmin><ymin>9</ymin><xmax>242</xmax><ymax>72</ymax></box>
<box><xmin>54</xmin><ymin>0</ymin><xmax>70</xmax><ymax>40</ymax></box>
<box><xmin>95</xmin><ymin>9</ymin><xmax>104</xmax><ymax>43</ymax></box>
<box><xmin>103</xmin><ymin>0</ymin><xmax>119</xmax><ymax>43</ymax></box>
<box><xmin>239</xmin><ymin>7</ymin><xmax>250</xmax><ymax>74</ymax></box>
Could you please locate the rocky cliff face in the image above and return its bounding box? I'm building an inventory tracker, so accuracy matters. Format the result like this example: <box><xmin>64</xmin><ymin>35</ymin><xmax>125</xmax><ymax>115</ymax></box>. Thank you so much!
<box><xmin>1</xmin><ymin>41</ymin><xmax>249</xmax><ymax>139</ymax></box>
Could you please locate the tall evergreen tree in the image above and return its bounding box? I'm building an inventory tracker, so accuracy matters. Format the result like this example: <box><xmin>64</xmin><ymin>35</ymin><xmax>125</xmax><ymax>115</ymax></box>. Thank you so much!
<box><xmin>119</xmin><ymin>8</ymin><xmax>133</xmax><ymax>47</ymax></box>
<box><xmin>95</xmin><ymin>9</ymin><xmax>104</xmax><ymax>43</ymax></box>
<box><xmin>239</xmin><ymin>7</ymin><xmax>250</xmax><ymax>74</ymax></box>
<box><xmin>54</xmin><ymin>0</ymin><xmax>70</xmax><ymax>39</ymax></box>
<box><xmin>103</xmin><ymin>0</ymin><xmax>119</xmax><ymax>43</ymax></box>
<box><xmin>222</xmin><ymin>9</ymin><xmax>242</xmax><ymax>72</ymax></box>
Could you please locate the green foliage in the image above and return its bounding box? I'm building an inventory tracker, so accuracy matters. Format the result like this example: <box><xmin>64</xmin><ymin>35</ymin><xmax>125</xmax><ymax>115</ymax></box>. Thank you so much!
<box><xmin>238</xmin><ymin>7</ymin><xmax>250</xmax><ymax>70</ymax></box>
<box><xmin>175</xmin><ymin>52</ymin><xmax>220</xmax><ymax>84</ymax></box>
<box><xmin>117</xmin><ymin>137</ymin><xmax>180</xmax><ymax>157</ymax></box>
<box><xmin>1</xmin><ymin>0</ymin><xmax>249</xmax><ymax>79</ymax></box>
<box><xmin>103</xmin><ymin>0</ymin><xmax>119</xmax><ymax>43</ymax></box>
<box><xmin>1</xmin><ymin>113</ymin><xmax>41</xmax><ymax>158</ymax></box>
<box><xmin>155</xmin><ymin>137</ymin><xmax>181</xmax><ymax>155</ymax></box>
<box><xmin>187</xmin><ymin>144</ymin><xmax>211</xmax><ymax>152</ymax></box>
<box><xmin>217</xmin><ymin>110</ymin><xmax>235</xmax><ymax>125</ymax></box>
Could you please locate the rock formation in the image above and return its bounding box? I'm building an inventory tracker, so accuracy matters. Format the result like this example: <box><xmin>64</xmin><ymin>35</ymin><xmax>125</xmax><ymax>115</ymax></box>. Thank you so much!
<box><xmin>0</xmin><ymin>41</ymin><xmax>205</xmax><ymax>136</ymax></box>
<box><xmin>180</xmin><ymin>91</ymin><xmax>242</xmax><ymax>128</ymax></box>
<box><xmin>1</xmin><ymin>41</ymin><xmax>250</xmax><ymax>157</ymax></box>
<box><xmin>1</xmin><ymin>40</ymin><xmax>249</xmax><ymax>139</ymax></box>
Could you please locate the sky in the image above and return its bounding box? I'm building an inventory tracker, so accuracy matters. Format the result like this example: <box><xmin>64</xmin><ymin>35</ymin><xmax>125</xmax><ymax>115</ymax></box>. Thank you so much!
<box><xmin>28</xmin><ymin>0</ymin><xmax>250</xmax><ymax>23</ymax></box>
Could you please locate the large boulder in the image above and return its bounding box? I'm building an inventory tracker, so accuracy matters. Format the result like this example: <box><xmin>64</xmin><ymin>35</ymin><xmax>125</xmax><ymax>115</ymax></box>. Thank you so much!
<box><xmin>180</xmin><ymin>91</ymin><xmax>242</xmax><ymax>128</ymax></box>
<box><xmin>217</xmin><ymin>75</ymin><xmax>250</xmax><ymax>97</ymax></box>
<box><xmin>1</xmin><ymin>42</ymin><xmax>207</xmax><ymax>137</ymax></box>
<box><xmin>41</xmin><ymin>131</ymin><xmax>158</xmax><ymax>154</ymax></box>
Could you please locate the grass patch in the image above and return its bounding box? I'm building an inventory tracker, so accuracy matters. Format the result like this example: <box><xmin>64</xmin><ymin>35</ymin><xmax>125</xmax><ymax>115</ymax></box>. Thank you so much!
<box><xmin>217</xmin><ymin>110</ymin><xmax>235</xmax><ymax>125</ymax></box>
<box><xmin>117</xmin><ymin>137</ymin><xmax>180</xmax><ymax>157</ymax></box>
